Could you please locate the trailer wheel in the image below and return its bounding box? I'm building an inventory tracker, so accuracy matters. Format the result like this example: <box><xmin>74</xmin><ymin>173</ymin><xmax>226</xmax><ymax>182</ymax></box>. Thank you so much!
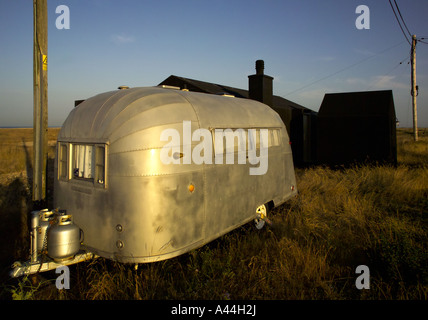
<box><xmin>254</xmin><ymin>204</ymin><xmax>270</xmax><ymax>230</ymax></box>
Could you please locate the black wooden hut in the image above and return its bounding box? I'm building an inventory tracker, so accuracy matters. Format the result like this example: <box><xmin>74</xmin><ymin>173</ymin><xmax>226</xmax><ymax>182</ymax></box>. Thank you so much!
<box><xmin>317</xmin><ymin>90</ymin><xmax>397</xmax><ymax>165</ymax></box>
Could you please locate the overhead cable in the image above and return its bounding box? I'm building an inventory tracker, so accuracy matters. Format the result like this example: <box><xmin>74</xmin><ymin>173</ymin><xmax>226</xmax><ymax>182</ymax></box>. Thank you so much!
<box><xmin>388</xmin><ymin>0</ymin><xmax>411</xmax><ymax>45</ymax></box>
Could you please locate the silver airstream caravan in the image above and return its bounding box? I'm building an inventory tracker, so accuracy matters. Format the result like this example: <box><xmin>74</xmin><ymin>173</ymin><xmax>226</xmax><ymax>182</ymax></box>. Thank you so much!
<box><xmin>11</xmin><ymin>86</ymin><xmax>297</xmax><ymax>276</ymax></box>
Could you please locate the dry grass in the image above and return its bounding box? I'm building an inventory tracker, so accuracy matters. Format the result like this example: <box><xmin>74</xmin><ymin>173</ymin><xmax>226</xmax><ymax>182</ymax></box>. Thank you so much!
<box><xmin>0</xmin><ymin>128</ymin><xmax>60</xmax><ymax>176</ymax></box>
<box><xmin>0</xmin><ymin>128</ymin><xmax>427</xmax><ymax>300</ymax></box>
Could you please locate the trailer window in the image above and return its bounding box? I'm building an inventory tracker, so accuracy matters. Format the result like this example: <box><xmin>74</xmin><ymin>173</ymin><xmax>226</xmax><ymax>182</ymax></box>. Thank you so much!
<box><xmin>58</xmin><ymin>143</ymin><xmax>69</xmax><ymax>180</ymax></box>
<box><xmin>72</xmin><ymin>144</ymin><xmax>93</xmax><ymax>180</ymax></box>
<box><xmin>212</xmin><ymin>128</ymin><xmax>275</xmax><ymax>154</ymax></box>
<box><xmin>269</xmin><ymin>129</ymin><xmax>280</xmax><ymax>147</ymax></box>
<box><xmin>71</xmin><ymin>144</ymin><xmax>105</xmax><ymax>185</ymax></box>
<box><xmin>212</xmin><ymin>129</ymin><xmax>247</xmax><ymax>155</ymax></box>
<box><xmin>248</xmin><ymin>130</ymin><xmax>259</xmax><ymax>151</ymax></box>
<box><xmin>94</xmin><ymin>145</ymin><xmax>105</xmax><ymax>184</ymax></box>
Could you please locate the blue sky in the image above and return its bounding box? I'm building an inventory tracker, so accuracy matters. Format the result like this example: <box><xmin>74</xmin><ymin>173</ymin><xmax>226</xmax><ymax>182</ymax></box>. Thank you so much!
<box><xmin>1</xmin><ymin>0</ymin><xmax>427</xmax><ymax>127</ymax></box>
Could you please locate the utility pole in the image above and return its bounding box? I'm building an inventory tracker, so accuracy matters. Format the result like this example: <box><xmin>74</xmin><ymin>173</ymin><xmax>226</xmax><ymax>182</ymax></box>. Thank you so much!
<box><xmin>33</xmin><ymin>0</ymin><xmax>48</xmax><ymax>206</ymax></box>
<box><xmin>411</xmin><ymin>34</ymin><xmax>418</xmax><ymax>141</ymax></box>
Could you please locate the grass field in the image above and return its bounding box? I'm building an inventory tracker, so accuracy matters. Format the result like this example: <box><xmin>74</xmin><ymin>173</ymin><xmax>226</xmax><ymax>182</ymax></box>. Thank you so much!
<box><xmin>0</xmin><ymin>127</ymin><xmax>427</xmax><ymax>300</ymax></box>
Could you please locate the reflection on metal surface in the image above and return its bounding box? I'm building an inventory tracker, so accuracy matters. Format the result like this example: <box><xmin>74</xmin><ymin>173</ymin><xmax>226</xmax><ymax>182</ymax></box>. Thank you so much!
<box><xmin>52</xmin><ymin>87</ymin><xmax>297</xmax><ymax>264</ymax></box>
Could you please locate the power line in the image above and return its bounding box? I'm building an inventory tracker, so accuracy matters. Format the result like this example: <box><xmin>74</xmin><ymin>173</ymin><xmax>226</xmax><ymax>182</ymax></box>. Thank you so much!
<box><xmin>418</xmin><ymin>38</ymin><xmax>428</xmax><ymax>45</ymax></box>
<box><xmin>393</xmin><ymin>0</ymin><xmax>412</xmax><ymax>37</ymax></box>
<box><xmin>386</xmin><ymin>1</ymin><xmax>418</xmax><ymax>140</ymax></box>
<box><xmin>399</xmin><ymin>55</ymin><xmax>410</xmax><ymax>65</ymax></box>
<box><xmin>365</xmin><ymin>54</ymin><xmax>409</xmax><ymax>91</ymax></box>
<box><xmin>388</xmin><ymin>0</ymin><xmax>411</xmax><ymax>45</ymax></box>
<box><xmin>284</xmin><ymin>41</ymin><xmax>406</xmax><ymax>97</ymax></box>
<box><xmin>390</xmin><ymin>2</ymin><xmax>427</xmax><ymax>46</ymax></box>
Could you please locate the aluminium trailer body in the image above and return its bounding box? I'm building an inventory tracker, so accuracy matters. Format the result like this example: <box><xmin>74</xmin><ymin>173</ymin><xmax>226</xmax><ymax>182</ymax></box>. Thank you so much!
<box><xmin>53</xmin><ymin>86</ymin><xmax>297</xmax><ymax>263</ymax></box>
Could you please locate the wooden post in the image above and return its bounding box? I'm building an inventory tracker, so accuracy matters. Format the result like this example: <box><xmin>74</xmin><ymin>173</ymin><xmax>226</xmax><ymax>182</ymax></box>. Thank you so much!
<box><xmin>33</xmin><ymin>0</ymin><xmax>48</xmax><ymax>205</ymax></box>
<box><xmin>411</xmin><ymin>35</ymin><xmax>418</xmax><ymax>142</ymax></box>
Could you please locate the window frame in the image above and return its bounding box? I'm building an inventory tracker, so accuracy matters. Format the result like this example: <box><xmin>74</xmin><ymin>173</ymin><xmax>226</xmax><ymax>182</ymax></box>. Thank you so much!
<box><xmin>58</xmin><ymin>142</ymin><xmax>70</xmax><ymax>181</ymax></box>
<box><xmin>57</xmin><ymin>141</ymin><xmax>107</xmax><ymax>188</ymax></box>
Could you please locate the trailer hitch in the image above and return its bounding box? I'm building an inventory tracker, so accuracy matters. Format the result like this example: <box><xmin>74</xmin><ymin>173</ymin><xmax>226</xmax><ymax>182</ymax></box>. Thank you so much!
<box><xmin>256</xmin><ymin>212</ymin><xmax>272</xmax><ymax>226</ymax></box>
<box><xmin>254</xmin><ymin>204</ymin><xmax>272</xmax><ymax>229</ymax></box>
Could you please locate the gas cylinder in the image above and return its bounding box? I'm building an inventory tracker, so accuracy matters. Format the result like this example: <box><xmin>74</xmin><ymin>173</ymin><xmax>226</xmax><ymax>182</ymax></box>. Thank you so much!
<box><xmin>47</xmin><ymin>214</ymin><xmax>82</xmax><ymax>261</ymax></box>
<box><xmin>37</xmin><ymin>210</ymin><xmax>54</xmax><ymax>253</ymax></box>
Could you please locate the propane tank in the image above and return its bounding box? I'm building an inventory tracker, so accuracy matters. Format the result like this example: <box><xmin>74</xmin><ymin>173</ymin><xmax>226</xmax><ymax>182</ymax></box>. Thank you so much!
<box><xmin>37</xmin><ymin>209</ymin><xmax>54</xmax><ymax>253</ymax></box>
<box><xmin>47</xmin><ymin>214</ymin><xmax>82</xmax><ymax>262</ymax></box>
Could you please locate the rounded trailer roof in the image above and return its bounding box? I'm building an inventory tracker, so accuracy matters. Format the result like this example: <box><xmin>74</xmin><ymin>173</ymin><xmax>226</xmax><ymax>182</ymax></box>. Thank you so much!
<box><xmin>58</xmin><ymin>86</ymin><xmax>284</xmax><ymax>144</ymax></box>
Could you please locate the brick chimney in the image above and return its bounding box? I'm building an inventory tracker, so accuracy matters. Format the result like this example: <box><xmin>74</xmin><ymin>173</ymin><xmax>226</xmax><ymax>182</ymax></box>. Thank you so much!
<box><xmin>248</xmin><ymin>60</ymin><xmax>273</xmax><ymax>107</ymax></box>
